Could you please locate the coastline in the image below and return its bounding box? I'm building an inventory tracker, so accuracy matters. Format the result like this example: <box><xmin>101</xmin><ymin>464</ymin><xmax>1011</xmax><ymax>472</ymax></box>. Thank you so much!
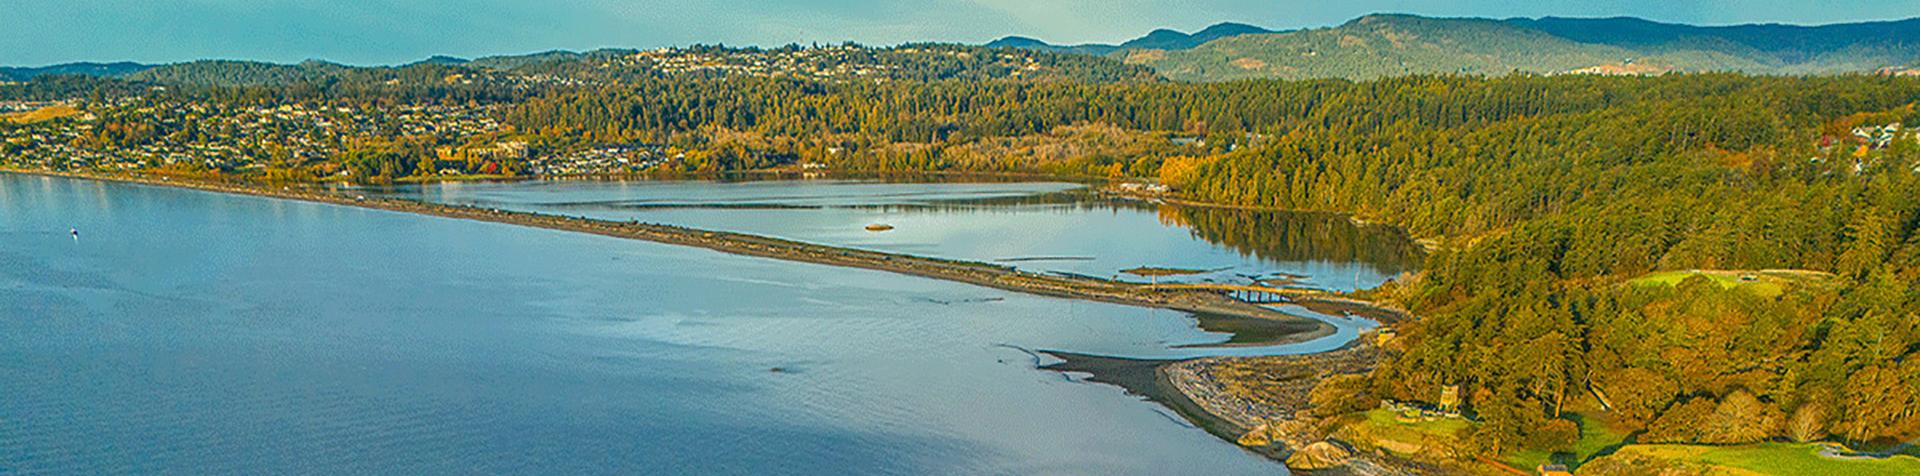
<box><xmin>1161</xmin><ymin>342</ymin><xmax>1428</xmax><ymax>475</ymax></box>
<box><xmin>1037</xmin><ymin>351</ymin><xmax>1284</xmax><ymax>458</ymax></box>
<box><xmin>15</xmin><ymin>168</ymin><xmax>1433</xmax><ymax>471</ymax></box>
<box><xmin>5</xmin><ymin>169</ymin><xmax>1330</xmax><ymax>341</ymax></box>
<box><xmin>1042</xmin><ymin>342</ymin><xmax>1426</xmax><ymax>474</ymax></box>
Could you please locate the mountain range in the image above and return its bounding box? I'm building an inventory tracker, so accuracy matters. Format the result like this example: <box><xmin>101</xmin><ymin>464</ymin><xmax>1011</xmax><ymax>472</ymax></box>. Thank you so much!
<box><xmin>7</xmin><ymin>14</ymin><xmax>1920</xmax><ymax>84</ymax></box>
<box><xmin>1000</xmin><ymin>14</ymin><xmax>1920</xmax><ymax>81</ymax></box>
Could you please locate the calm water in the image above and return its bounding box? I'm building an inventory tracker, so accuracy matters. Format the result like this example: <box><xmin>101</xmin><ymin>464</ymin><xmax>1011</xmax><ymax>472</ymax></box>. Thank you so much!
<box><xmin>361</xmin><ymin>179</ymin><xmax>1419</xmax><ymax>292</ymax></box>
<box><xmin>2</xmin><ymin>174</ymin><xmax>1311</xmax><ymax>474</ymax></box>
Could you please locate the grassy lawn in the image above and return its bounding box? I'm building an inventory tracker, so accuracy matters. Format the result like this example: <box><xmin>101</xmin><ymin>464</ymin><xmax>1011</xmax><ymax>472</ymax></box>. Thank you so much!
<box><xmin>1338</xmin><ymin>408</ymin><xmax>1473</xmax><ymax>456</ymax></box>
<box><xmin>1614</xmin><ymin>443</ymin><xmax>1920</xmax><ymax>475</ymax></box>
<box><xmin>1362</xmin><ymin>407</ymin><xmax>1472</xmax><ymax>437</ymax></box>
<box><xmin>1501</xmin><ymin>413</ymin><xmax>1632</xmax><ymax>470</ymax></box>
<box><xmin>1629</xmin><ymin>270</ymin><xmax>1788</xmax><ymax>298</ymax></box>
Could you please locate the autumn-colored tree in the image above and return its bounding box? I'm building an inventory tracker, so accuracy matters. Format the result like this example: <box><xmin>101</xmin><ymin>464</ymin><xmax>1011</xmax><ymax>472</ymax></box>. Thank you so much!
<box><xmin>1308</xmin><ymin>374</ymin><xmax>1379</xmax><ymax>417</ymax></box>
<box><xmin>1788</xmin><ymin>402</ymin><xmax>1829</xmax><ymax>443</ymax></box>
<box><xmin>1643</xmin><ymin>398</ymin><xmax>1715</xmax><ymax>443</ymax></box>
<box><xmin>1701</xmin><ymin>390</ymin><xmax>1781</xmax><ymax>444</ymax></box>
<box><xmin>1597</xmin><ymin>367</ymin><xmax>1679</xmax><ymax>430</ymax></box>
<box><xmin>1836</xmin><ymin>361</ymin><xmax>1920</xmax><ymax>442</ymax></box>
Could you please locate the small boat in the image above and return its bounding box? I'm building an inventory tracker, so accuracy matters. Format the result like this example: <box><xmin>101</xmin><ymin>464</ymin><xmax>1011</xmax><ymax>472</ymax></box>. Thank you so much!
<box><xmin>864</xmin><ymin>223</ymin><xmax>895</xmax><ymax>232</ymax></box>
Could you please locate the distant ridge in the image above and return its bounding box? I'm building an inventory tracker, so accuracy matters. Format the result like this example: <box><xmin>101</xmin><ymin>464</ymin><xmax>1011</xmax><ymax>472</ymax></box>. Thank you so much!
<box><xmin>1125</xmin><ymin>14</ymin><xmax>1920</xmax><ymax>81</ymax></box>
<box><xmin>1502</xmin><ymin>16</ymin><xmax>1920</xmax><ymax>64</ymax></box>
<box><xmin>1123</xmin><ymin>23</ymin><xmax>1274</xmax><ymax>50</ymax></box>
<box><xmin>0</xmin><ymin>44</ymin><xmax>1155</xmax><ymax>88</ymax></box>
<box><xmin>988</xmin><ymin>22</ymin><xmax>1275</xmax><ymax>56</ymax></box>
<box><xmin>0</xmin><ymin>62</ymin><xmax>152</xmax><ymax>81</ymax></box>
<box><xmin>410</xmin><ymin>55</ymin><xmax>471</xmax><ymax>66</ymax></box>
<box><xmin>9</xmin><ymin>14</ymin><xmax>1920</xmax><ymax>85</ymax></box>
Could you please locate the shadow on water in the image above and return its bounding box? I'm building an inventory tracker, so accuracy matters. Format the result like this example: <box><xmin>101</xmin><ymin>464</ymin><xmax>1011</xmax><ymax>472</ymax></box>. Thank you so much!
<box><xmin>1188</xmin><ymin>311</ymin><xmax>1329</xmax><ymax>347</ymax></box>
<box><xmin>1036</xmin><ymin>351</ymin><xmax>1289</xmax><ymax>460</ymax></box>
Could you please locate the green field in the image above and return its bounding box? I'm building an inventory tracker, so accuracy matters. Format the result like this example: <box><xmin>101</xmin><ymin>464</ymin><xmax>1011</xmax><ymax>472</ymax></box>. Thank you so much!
<box><xmin>1612</xmin><ymin>443</ymin><xmax>1920</xmax><ymax>475</ymax></box>
<box><xmin>1629</xmin><ymin>270</ymin><xmax>1791</xmax><ymax>298</ymax></box>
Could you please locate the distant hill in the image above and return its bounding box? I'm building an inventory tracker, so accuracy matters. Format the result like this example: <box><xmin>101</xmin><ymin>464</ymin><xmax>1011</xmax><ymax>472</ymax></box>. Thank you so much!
<box><xmin>0</xmin><ymin>62</ymin><xmax>152</xmax><ymax>81</ymax></box>
<box><xmin>1123</xmin><ymin>23</ymin><xmax>1274</xmax><ymax>50</ymax></box>
<box><xmin>410</xmin><ymin>55</ymin><xmax>471</xmax><ymax>66</ymax></box>
<box><xmin>126</xmin><ymin>59</ymin><xmax>353</xmax><ymax>87</ymax></box>
<box><xmin>988</xmin><ymin>22</ymin><xmax>1274</xmax><ymax>56</ymax></box>
<box><xmin>1127</xmin><ymin>14</ymin><xmax>1920</xmax><ymax>81</ymax></box>
<box><xmin>22</xmin><ymin>44</ymin><xmax>1154</xmax><ymax>89</ymax></box>
<box><xmin>453</xmin><ymin>44</ymin><xmax>1158</xmax><ymax>82</ymax></box>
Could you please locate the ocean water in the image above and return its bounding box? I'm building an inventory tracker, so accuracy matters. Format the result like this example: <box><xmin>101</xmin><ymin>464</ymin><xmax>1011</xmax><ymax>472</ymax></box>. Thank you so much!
<box><xmin>1</xmin><ymin>174</ymin><xmax>1317</xmax><ymax>474</ymax></box>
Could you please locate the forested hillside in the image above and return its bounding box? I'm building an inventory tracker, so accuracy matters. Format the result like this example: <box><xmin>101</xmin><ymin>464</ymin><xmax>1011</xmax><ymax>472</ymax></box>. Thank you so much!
<box><xmin>490</xmin><ymin>74</ymin><xmax>1920</xmax><ymax>453</ymax></box>
<box><xmin>1160</xmin><ymin>76</ymin><xmax>1920</xmax><ymax>453</ymax></box>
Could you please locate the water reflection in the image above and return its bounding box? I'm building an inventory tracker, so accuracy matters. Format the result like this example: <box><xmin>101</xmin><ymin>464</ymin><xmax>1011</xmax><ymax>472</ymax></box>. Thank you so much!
<box><xmin>356</xmin><ymin>179</ymin><xmax>1422</xmax><ymax>293</ymax></box>
<box><xmin>1153</xmin><ymin>204</ymin><xmax>1423</xmax><ymax>280</ymax></box>
<box><xmin>918</xmin><ymin>189</ymin><xmax>1422</xmax><ymax>277</ymax></box>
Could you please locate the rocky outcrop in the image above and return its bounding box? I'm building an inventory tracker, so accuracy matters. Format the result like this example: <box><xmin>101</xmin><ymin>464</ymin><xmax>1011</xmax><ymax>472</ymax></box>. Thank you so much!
<box><xmin>1286</xmin><ymin>441</ymin><xmax>1354</xmax><ymax>470</ymax></box>
<box><xmin>1163</xmin><ymin>344</ymin><xmax>1381</xmax><ymax>431</ymax></box>
<box><xmin>1163</xmin><ymin>342</ymin><xmax>1429</xmax><ymax>473</ymax></box>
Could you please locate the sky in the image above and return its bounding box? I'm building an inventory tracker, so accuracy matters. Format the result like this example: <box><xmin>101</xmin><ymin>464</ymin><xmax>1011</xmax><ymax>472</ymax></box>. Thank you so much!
<box><xmin>4</xmin><ymin>0</ymin><xmax>1918</xmax><ymax>66</ymax></box>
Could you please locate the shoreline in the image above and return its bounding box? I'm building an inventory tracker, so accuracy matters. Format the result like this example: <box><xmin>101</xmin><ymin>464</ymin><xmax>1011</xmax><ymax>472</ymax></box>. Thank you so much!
<box><xmin>1159</xmin><ymin>342</ymin><xmax>1429</xmax><ymax>475</ymax></box>
<box><xmin>16</xmin><ymin>168</ymin><xmax>1428</xmax><ymax>470</ymax></box>
<box><xmin>1040</xmin><ymin>345</ymin><xmax>1422</xmax><ymax>474</ymax></box>
<box><xmin>7</xmin><ymin>168</ymin><xmax>1331</xmax><ymax>342</ymax></box>
<box><xmin>1037</xmin><ymin>351</ymin><xmax>1288</xmax><ymax>459</ymax></box>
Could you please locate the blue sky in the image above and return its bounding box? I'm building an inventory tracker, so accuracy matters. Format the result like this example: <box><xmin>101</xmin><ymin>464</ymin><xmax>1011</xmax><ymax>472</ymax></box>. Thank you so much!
<box><xmin>4</xmin><ymin>0</ymin><xmax>1917</xmax><ymax>66</ymax></box>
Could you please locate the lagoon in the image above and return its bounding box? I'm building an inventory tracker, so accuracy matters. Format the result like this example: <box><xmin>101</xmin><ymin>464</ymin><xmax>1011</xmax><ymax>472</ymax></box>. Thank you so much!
<box><xmin>361</xmin><ymin>179</ymin><xmax>1419</xmax><ymax>292</ymax></box>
